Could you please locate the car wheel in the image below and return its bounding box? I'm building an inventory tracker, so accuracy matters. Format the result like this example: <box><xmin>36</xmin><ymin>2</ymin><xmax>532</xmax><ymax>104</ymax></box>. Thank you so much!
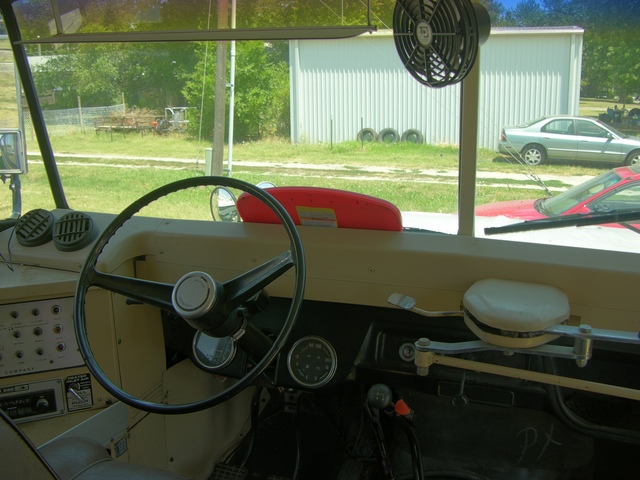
<box><xmin>521</xmin><ymin>144</ymin><xmax>546</xmax><ymax>166</ymax></box>
<box><xmin>624</xmin><ymin>150</ymin><xmax>640</xmax><ymax>166</ymax></box>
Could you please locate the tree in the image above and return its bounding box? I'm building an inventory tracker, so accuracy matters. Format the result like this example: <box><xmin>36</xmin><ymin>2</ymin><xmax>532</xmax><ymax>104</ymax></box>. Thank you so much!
<box><xmin>33</xmin><ymin>42</ymin><xmax>197</xmax><ymax>110</ymax></box>
<box><xmin>182</xmin><ymin>40</ymin><xmax>290</xmax><ymax>141</ymax></box>
<box><xmin>502</xmin><ymin>0</ymin><xmax>547</xmax><ymax>26</ymax></box>
<box><xmin>496</xmin><ymin>0</ymin><xmax>640</xmax><ymax>101</ymax></box>
<box><xmin>578</xmin><ymin>0</ymin><xmax>640</xmax><ymax>102</ymax></box>
<box><xmin>479</xmin><ymin>0</ymin><xmax>506</xmax><ymax>26</ymax></box>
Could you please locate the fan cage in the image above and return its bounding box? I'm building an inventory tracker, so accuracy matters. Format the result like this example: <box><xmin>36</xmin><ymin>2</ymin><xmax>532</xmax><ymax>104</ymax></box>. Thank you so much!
<box><xmin>393</xmin><ymin>0</ymin><xmax>481</xmax><ymax>88</ymax></box>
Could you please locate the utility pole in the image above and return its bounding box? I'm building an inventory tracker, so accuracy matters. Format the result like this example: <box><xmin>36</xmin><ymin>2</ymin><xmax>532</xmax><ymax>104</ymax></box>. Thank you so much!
<box><xmin>227</xmin><ymin>0</ymin><xmax>236</xmax><ymax>175</ymax></box>
<box><xmin>211</xmin><ymin>0</ymin><xmax>229</xmax><ymax>176</ymax></box>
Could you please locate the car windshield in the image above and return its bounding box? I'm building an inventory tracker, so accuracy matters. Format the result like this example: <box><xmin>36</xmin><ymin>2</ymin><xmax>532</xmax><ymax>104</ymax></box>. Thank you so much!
<box><xmin>0</xmin><ymin>0</ymin><xmax>639</xmax><ymax>255</ymax></box>
<box><xmin>539</xmin><ymin>170</ymin><xmax>622</xmax><ymax>215</ymax></box>
<box><xmin>605</xmin><ymin>123</ymin><xmax>629</xmax><ymax>138</ymax></box>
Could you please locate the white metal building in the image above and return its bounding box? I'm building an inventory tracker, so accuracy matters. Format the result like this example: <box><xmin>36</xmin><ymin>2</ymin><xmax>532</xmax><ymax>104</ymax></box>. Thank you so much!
<box><xmin>289</xmin><ymin>27</ymin><xmax>584</xmax><ymax>150</ymax></box>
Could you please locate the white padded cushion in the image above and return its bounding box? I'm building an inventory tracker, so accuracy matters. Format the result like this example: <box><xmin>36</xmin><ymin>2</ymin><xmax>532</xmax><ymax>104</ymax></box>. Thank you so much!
<box><xmin>463</xmin><ymin>278</ymin><xmax>569</xmax><ymax>348</ymax></box>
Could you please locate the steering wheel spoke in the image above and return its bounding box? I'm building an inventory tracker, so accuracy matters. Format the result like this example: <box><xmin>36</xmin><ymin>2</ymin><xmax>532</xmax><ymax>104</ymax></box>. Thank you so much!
<box><xmin>223</xmin><ymin>250</ymin><xmax>294</xmax><ymax>312</ymax></box>
<box><xmin>87</xmin><ymin>269</ymin><xmax>176</xmax><ymax>312</ymax></box>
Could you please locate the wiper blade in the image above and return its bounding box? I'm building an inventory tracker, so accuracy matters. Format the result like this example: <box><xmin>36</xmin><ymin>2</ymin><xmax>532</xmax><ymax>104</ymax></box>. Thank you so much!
<box><xmin>485</xmin><ymin>210</ymin><xmax>640</xmax><ymax>235</ymax></box>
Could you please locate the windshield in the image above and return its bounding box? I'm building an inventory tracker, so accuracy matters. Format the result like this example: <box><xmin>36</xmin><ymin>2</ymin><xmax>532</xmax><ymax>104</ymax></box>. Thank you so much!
<box><xmin>540</xmin><ymin>170</ymin><xmax>622</xmax><ymax>215</ymax></box>
<box><xmin>1</xmin><ymin>0</ymin><xmax>639</xmax><ymax>255</ymax></box>
<box><xmin>604</xmin><ymin>123</ymin><xmax>629</xmax><ymax>139</ymax></box>
<box><xmin>517</xmin><ymin>116</ymin><xmax>546</xmax><ymax>128</ymax></box>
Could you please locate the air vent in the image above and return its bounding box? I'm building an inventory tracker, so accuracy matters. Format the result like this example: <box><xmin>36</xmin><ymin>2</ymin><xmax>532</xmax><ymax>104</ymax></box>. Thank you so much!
<box><xmin>15</xmin><ymin>209</ymin><xmax>54</xmax><ymax>247</ymax></box>
<box><xmin>53</xmin><ymin>212</ymin><xmax>96</xmax><ymax>252</ymax></box>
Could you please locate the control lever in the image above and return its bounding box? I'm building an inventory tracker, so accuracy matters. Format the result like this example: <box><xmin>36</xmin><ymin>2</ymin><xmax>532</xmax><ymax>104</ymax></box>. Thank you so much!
<box><xmin>366</xmin><ymin>384</ymin><xmax>424</xmax><ymax>480</ymax></box>
<box><xmin>365</xmin><ymin>384</ymin><xmax>395</xmax><ymax>479</ymax></box>
<box><xmin>387</xmin><ymin>293</ymin><xmax>462</xmax><ymax>317</ymax></box>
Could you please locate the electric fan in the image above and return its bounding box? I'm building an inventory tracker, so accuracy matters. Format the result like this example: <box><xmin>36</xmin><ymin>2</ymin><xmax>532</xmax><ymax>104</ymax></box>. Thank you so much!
<box><xmin>393</xmin><ymin>0</ymin><xmax>490</xmax><ymax>88</ymax></box>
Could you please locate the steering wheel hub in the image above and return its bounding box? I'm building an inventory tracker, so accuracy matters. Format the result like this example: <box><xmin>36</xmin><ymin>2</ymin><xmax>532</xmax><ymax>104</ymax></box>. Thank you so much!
<box><xmin>172</xmin><ymin>271</ymin><xmax>217</xmax><ymax>319</ymax></box>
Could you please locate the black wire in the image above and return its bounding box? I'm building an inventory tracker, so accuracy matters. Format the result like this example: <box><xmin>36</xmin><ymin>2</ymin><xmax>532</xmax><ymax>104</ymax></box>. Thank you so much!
<box><xmin>236</xmin><ymin>386</ymin><xmax>264</xmax><ymax>467</ymax></box>
<box><xmin>2</xmin><ymin>227</ymin><xmax>15</xmax><ymax>271</ymax></box>
<box><xmin>364</xmin><ymin>401</ymin><xmax>396</xmax><ymax>479</ymax></box>
<box><xmin>292</xmin><ymin>394</ymin><xmax>302</xmax><ymax>479</ymax></box>
<box><xmin>395</xmin><ymin>415</ymin><xmax>424</xmax><ymax>480</ymax></box>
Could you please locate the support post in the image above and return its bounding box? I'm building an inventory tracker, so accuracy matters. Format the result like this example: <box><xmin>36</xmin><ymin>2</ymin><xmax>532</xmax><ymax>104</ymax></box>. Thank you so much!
<box><xmin>211</xmin><ymin>0</ymin><xmax>229</xmax><ymax>177</ymax></box>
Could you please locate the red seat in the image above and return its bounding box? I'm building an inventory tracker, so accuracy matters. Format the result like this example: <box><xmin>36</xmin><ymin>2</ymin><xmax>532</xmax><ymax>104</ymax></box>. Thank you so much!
<box><xmin>237</xmin><ymin>186</ymin><xmax>403</xmax><ymax>232</ymax></box>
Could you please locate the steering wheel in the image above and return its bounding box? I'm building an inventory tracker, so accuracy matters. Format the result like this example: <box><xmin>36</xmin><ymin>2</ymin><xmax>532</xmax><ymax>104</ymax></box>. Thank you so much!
<box><xmin>74</xmin><ymin>177</ymin><xmax>306</xmax><ymax>414</ymax></box>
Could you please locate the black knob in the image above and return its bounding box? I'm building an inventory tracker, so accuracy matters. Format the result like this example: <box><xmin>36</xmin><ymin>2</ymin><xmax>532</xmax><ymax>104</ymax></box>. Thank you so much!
<box><xmin>367</xmin><ymin>384</ymin><xmax>393</xmax><ymax>409</ymax></box>
<box><xmin>35</xmin><ymin>398</ymin><xmax>49</xmax><ymax>413</ymax></box>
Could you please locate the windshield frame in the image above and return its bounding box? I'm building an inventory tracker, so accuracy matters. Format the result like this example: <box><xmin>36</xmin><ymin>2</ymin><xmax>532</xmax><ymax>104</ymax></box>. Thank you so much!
<box><xmin>2</xmin><ymin>1</ymin><xmax>638</xmax><ymax>254</ymax></box>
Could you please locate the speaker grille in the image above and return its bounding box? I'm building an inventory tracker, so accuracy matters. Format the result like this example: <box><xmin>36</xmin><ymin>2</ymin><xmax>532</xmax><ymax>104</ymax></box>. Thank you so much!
<box><xmin>53</xmin><ymin>212</ymin><xmax>96</xmax><ymax>252</ymax></box>
<box><xmin>15</xmin><ymin>209</ymin><xmax>54</xmax><ymax>247</ymax></box>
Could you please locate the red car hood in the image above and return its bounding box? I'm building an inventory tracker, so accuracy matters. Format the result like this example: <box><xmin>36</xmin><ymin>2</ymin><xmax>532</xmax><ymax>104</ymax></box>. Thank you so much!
<box><xmin>475</xmin><ymin>199</ymin><xmax>544</xmax><ymax>220</ymax></box>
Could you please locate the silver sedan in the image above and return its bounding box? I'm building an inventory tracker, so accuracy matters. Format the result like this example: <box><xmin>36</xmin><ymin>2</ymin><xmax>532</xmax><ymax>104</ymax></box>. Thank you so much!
<box><xmin>498</xmin><ymin>116</ymin><xmax>640</xmax><ymax>166</ymax></box>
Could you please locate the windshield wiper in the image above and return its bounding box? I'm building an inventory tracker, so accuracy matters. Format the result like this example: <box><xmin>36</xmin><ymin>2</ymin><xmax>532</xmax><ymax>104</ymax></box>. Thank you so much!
<box><xmin>484</xmin><ymin>210</ymin><xmax>640</xmax><ymax>235</ymax></box>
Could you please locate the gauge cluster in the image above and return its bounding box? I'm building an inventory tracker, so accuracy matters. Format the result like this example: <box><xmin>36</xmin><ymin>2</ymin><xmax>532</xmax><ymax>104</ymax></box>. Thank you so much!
<box><xmin>182</xmin><ymin>297</ymin><xmax>465</xmax><ymax>391</ymax></box>
<box><xmin>286</xmin><ymin>336</ymin><xmax>337</xmax><ymax>388</ymax></box>
<box><xmin>192</xmin><ymin>331</ymin><xmax>237</xmax><ymax>372</ymax></box>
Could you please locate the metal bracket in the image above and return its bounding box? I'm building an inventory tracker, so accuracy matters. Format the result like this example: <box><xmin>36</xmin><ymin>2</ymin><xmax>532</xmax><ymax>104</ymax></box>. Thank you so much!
<box><xmin>412</xmin><ymin>323</ymin><xmax>639</xmax><ymax>369</ymax></box>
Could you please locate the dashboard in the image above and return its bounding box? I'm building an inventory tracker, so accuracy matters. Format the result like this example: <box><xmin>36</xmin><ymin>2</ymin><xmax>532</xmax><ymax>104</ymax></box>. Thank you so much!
<box><xmin>1</xmin><ymin>207</ymin><xmax>640</xmax><ymax>445</ymax></box>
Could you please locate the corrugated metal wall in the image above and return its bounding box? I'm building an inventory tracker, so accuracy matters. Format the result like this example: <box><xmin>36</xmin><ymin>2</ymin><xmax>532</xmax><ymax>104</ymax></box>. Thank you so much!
<box><xmin>290</xmin><ymin>27</ymin><xmax>583</xmax><ymax>150</ymax></box>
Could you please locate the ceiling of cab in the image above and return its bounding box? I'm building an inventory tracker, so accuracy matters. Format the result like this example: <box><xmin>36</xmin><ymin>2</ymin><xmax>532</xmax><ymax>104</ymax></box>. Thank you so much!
<box><xmin>11</xmin><ymin>0</ymin><xmax>389</xmax><ymax>43</ymax></box>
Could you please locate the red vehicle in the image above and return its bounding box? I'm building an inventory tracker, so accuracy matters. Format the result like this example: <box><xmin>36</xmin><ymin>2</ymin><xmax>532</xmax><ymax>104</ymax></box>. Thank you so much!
<box><xmin>476</xmin><ymin>165</ymin><xmax>640</xmax><ymax>228</ymax></box>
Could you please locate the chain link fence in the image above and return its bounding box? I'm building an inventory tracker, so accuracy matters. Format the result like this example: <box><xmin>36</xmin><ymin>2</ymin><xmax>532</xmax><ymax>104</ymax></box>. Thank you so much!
<box><xmin>23</xmin><ymin>103</ymin><xmax>126</xmax><ymax>138</ymax></box>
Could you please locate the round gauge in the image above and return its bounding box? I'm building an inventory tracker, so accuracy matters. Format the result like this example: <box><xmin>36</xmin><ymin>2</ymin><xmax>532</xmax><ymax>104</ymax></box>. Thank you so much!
<box><xmin>192</xmin><ymin>331</ymin><xmax>236</xmax><ymax>372</ymax></box>
<box><xmin>287</xmin><ymin>336</ymin><xmax>337</xmax><ymax>388</ymax></box>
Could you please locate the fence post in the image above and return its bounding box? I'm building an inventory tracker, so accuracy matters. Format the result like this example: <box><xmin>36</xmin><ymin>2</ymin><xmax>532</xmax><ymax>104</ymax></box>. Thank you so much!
<box><xmin>77</xmin><ymin>95</ymin><xmax>84</xmax><ymax>132</ymax></box>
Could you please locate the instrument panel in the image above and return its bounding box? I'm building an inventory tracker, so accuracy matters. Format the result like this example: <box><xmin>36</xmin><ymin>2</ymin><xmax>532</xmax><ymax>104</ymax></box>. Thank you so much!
<box><xmin>0</xmin><ymin>297</ymin><xmax>83</xmax><ymax>378</ymax></box>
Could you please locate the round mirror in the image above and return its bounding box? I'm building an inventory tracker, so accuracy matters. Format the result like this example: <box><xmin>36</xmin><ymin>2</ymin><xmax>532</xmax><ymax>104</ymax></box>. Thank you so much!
<box><xmin>210</xmin><ymin>186</ymin><xmax>239</xmax><ymax>222</ymax></box>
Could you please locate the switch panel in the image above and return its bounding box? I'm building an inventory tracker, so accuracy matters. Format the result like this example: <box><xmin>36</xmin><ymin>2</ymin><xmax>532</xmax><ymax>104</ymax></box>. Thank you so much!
<box><xmin>0</xmin><ymin>378</ymin><xmax>65</xmax><ymax>423</ymax></box>
<box><xmin>0</xmin><ymin>298</ymin><xmax>85</xmax><ymax>378</ymax></box>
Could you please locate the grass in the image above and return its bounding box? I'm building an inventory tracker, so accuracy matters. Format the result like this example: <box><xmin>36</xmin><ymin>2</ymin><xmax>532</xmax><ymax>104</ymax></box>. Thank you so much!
<box><xmin>43</xmin><ymin>129</ymin><xmax>603</xmax><ymax>178</ymax></box>
<box><xmin>7</xmin><ymin>131</ymin><xmax>593</xmax><ymax>220</ymax></box>
<box><xmin>9</xmin><ymin>160</ymin><xmax>544</xmax><ymax>219</ymax></box>
<box><xmin>0</xmin><ymin>40</ymin><xmax>19</xmax><ymax>127</ymax></box>
<box><xmin>579</xmin><ymin>97</ymin><xmax>615</xmax><ymax>118</ymax></box>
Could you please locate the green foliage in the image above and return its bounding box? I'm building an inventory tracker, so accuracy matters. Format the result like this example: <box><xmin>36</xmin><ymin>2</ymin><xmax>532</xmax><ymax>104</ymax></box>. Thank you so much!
<box><xmin>479</xmin><ymin>0</ymin><xmax>506</xmax><ymax>25</ymax></box>
<box><xmin>502</xmin><ymin>0</ymin><xmax>547</xmax><ymax>26</ymax></box>
<box><xmin>33</xmin><ymin>42</ymin><xmax>198</xmax><ymax>110</ymax></box>
<box><xmin>497</xmin><ymin>0</ymin><xmax>640</xmax><ymax>101</ymax></box>
<box><xmin>183</xmin><ymin>41</ymin><xmax>290</xmax><ymax>142</ymax></box>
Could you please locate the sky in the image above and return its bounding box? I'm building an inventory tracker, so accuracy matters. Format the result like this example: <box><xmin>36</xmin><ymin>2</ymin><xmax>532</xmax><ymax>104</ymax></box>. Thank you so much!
<box><xmin>500</xmin><ymin>0</ymin><xmax>527</xmax><ymax>9</ymax></box>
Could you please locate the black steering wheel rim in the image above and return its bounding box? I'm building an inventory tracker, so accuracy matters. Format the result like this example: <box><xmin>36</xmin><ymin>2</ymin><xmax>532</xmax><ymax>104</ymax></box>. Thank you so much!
<box><xmin>74</xmin><ymin>176</ymin><xmax>305</xmax><ymax>414</ymax></box>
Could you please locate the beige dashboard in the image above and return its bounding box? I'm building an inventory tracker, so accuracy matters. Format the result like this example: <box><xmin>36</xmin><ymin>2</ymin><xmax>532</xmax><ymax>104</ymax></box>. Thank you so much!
<box><xmin>1</xmin><ymin>209</ymin><xmax>639</xmax><ymax>447</ymax></box>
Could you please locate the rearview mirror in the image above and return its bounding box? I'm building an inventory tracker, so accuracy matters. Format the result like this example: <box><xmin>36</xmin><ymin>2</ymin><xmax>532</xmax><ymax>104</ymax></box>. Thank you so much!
<box><xmin>0</xmin><ymin>129</ymin><xmax>27</xmax><ymax>174</ymax></box>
